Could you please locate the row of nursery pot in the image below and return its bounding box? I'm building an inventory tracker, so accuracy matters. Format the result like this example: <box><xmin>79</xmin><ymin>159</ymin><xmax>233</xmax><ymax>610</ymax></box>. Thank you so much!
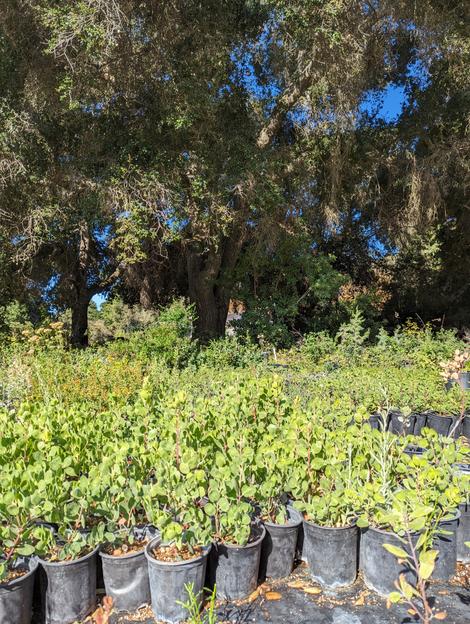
<box><xmin>0</xmin><ymin>391</ymin><xmax>468</xmax><ymax>623</ymax></box>
<box><xmin>368</xmin><ymin>408</ymin><xmax>470</xmax><ymax>438</ymax></box>
<box><xmin>1</xmin><ymin>499</ymin><xmax>466</xmax><ymax>624</ymax></box>
<box><xmin>1</xmin><ymin>450</ymin><xmax>468</xmax><ymax>623</ymax></box>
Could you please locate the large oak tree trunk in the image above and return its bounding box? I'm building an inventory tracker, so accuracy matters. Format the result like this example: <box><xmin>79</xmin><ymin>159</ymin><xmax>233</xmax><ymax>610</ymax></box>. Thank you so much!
<box><xmin>71</xmin><ymin>293</ymin><xmax>91</xmax><ymax>348</ymax></box>
<box><xmin>187</xmin><ymin>258</ymin><xmax>231</xmax><ymax>340</ymax></box>
<box><xmin>69</xmin><ymin>222</ymin><xmax>93</xmax><ymax>348</ymax></box>
<box><xmin>186</xmin><ymin>209</ymin><xmax>247</xmax><ymax>341</ymax></box>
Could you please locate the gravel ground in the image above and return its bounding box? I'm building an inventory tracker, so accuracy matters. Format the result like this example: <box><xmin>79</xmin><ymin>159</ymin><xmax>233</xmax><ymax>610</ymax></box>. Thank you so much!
<box><xmin>101</xmin><ymin>562</ymin><xmax>470</xmax><ymax>624</ymax></box>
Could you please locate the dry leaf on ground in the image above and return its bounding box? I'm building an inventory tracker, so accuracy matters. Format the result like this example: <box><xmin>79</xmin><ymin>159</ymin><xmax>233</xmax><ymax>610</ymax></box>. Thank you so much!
<box><xmin>265</xmin><ymin>591</ymin><xmax>282</xmax><ymax>600</ymax></box>
<box><xmin>303</xmin><ymin>587</ymin><xmax>322</xmax><ymax>595</ymax></box>
<box><xmin>248</xmin><ymin>589</ymin><xmax>260</xmax><ymax>603</ymax></box>
<box><xmin>287</xmin><ymin>580</ymin><xmax>305</xmax><ymax>589</ymax></box>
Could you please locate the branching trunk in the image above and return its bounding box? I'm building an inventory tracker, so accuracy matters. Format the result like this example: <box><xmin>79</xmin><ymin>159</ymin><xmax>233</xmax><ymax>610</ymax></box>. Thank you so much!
<box><xmin>71</xmin><ymin>293</ymin><xmax>91</xmax><ymax>348</ymax></box>
<box><xmin>187</xmin><ymin>204</ymin><xmax>248</xmax><ymax>341</ymax></box>
<box><xmin>187</xmin><ymin>254</ymin><xmax>229</xmax><ymax>340</ymax></box>
<box><xmin>68</xmin><ymin>222</ymin><xmax>121</xmax><ymax>348</ymax></box>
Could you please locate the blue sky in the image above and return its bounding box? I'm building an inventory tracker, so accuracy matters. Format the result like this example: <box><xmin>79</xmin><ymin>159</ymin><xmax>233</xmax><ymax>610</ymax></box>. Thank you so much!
<box><xmin>360</xmin><ymin>84</ymin><xmax>407</xmax><ymax>121</ymax></box>
<box><xmin>93</xmin><ymin>293</ymin><xmax>107</xmax><ymax>309</ymax></box>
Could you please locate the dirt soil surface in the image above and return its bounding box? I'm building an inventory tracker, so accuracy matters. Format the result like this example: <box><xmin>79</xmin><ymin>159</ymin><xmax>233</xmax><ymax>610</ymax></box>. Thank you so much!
<box><xmin>94</xmin><ymin>561</ymin><xmax>470</xmax><ymax>624</ymax></box>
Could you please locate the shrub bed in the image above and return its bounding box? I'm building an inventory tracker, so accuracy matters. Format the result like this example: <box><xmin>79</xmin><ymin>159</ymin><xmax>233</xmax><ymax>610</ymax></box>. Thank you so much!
<box><xmin>0</xmin><ymin>375</ymin><xmax>468</xmax><ymax>622</ymax></box>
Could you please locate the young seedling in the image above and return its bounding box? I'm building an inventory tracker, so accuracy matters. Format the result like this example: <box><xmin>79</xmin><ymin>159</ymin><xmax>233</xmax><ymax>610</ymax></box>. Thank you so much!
<box><xmin>178</xmin><ymin>583</ymin><xmax>218</xmax><ymax>624</ymax></box>
<box><xmin>386</xmin><ymin>531</ymin><xmax>446</xmax><ymax>623</ymax></box>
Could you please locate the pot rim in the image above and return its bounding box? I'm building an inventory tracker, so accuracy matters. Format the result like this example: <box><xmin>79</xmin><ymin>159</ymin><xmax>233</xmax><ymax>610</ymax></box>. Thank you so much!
<box><xmin>263</xmin><ymin>507</ymin><xmax>303</xmax><ymax>529</ymax></box>
<box><xmin>303</xmin><ymin>517</ymin><xmax>357</xmax><ymax>531</ymax></box>
<box><xmin>425</xmin><ymin>413</ymin><xmax>453</xmax><ymax>421</ymax></box>
<box><xmin>438</xmin><ymin>508</ymin><xmax>461</xmax><ymax>523</ymax></box>
<box><xmin>145</xmin><ymin>536</ymin><xmax>211</xmax><ymax>567</ymax></box>
<box><xmin>38</xmin><ymin>544</ymin><xmax>100</xmax><ymax>567</ymax></box>
<box><xmin>364</xmin><ymin>524</ymin><xmax>420</xmax><ymax>537</ymax></box>
<box><xmin>215</xmin><ymin>524</ymin><xmax>266</xmax><ymax>550</ymax></box>
<box><xmin>0</xmin><ymin>558</ymin><xmax>38</xmax><ymax>589</ymax></box>
<box><xmin>100</xmin><ymin>526</ymin><xmax>160</xmax><ymax>560</ymax></box>
<box><xmin>100</xmin><ymin>544</ymin><xmax>147</xmax><ymax>561</ymax></box>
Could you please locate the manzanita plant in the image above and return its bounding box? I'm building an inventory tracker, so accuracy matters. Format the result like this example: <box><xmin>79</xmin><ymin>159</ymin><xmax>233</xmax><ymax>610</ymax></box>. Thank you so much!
<box><xmin>0</xmin><ymin>522</ymin><xmax>37</xmax><ymax>582</ymax></box>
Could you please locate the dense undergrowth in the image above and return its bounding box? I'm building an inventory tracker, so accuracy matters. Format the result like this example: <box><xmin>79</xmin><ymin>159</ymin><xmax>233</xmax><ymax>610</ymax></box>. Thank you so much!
<box><xmin>0</xmin><ymin>302</ymin><xmax>467</xmax><ymax>416</ymax></box>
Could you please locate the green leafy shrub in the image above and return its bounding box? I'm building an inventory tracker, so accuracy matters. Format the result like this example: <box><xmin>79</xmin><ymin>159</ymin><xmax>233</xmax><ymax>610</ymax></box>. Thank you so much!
<box><xmin>195</xmin><ymin>336</ymin><xmax>264</xmax><ymax>369</ymax></box>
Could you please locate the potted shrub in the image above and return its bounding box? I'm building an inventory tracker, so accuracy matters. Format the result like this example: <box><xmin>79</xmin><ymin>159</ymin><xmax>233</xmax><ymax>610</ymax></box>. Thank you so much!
<box><xmin>97</xmin><ymin>471</ymin><xmax>158</xmax><ymax>613</ymax></box>
<box><xmin>36</xmin><ymin>524</ymin><xmax>103</xmax><ymax>624</ymax></box>
<box><xmin>0</xmin><ymin>521</ymin><xmax>39</xmax><ymax>624</ymax></box>
<box><xmin>253</xmin><ymin>428</ymin><xmax>302</xmax><ymax>580</ymax></box>
<box><xmin>295</xmin><ymin>479</ymin><xmax>359</xmax><ymax>589</ymax></box>
<box><xmin>359</xmin><ymin>498</ymin><xmax>426</xmax><ymax>597</ymax></box>
<box><xmin>145</xmin><ymin>512</ymin><xmax>212</xmax><ymax>624</ymax></box>
<box><xmin>401</xmin><ymin>457</ymin><xmax>462</xmax><ymax>581</ymax></box>
<box><xmin>205</xmin><ymin>496</ymin><xmax>265</xmax><ymax>601</ymax></box>
<box><xmin>255</xmin><ymin>487</ymin><xmax>302</xmax><ymax>581</ymax></box>
<box><xmin>358</xmin><ymin>427</ymin><xmax>421</xmax><ymax>596</ymax></box>
<box><xmin>200</xmin><ymin>427</ymin><xmax>266</xmax><ymax>601</ymax></box>
<box><xmin>142</xmin><ymin>454</ymin><xmax>213</xmax><ymax>623</ymax></box>
<box><xmin>359</xmin><ymin>461</ymin><xmax>461</xmax><ymax>595</ymax></box>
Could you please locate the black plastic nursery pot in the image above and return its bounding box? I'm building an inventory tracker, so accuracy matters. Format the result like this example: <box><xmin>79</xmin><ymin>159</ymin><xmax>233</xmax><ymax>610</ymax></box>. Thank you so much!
<box><xmin>34</xmin><ymin>521</ymin><xmax>58</xmax><ymax>535</ymax></box>
<box><xmin>100</xmin><ymin>548</ymin><xmax>148</xmax><ymax>611</ymax></box>
<box><xmin>403</xmin><ymin>444</ymin><xmax>426</xmax><ymax>458</ymax></box>
<box><xmin>448</xmin><ymin>414</ymin><xmax>464</xmax><ymax>438</ymax></box>
<box><xmin>0</xmin><ymin>557</ymin><xmax>38</xmax><ymax>624</ymax></box>
<box><xmin>39</xmin><ymin>546</ymin><xmax>99</xmax><ymax>624</ymax></box>
<box><xmin>387</xmin><ymin>411</ymin><xmax>416</xmax><ymax>436</ymax></box>
<box><xmin>100</xmin><ymin>526</ymin><xmax>158</xmax><ymax>612</ymax></box>
<box><xmin>463</xmin><ymin>414</ymin><xmax>470</xmax><ymax>439</ymax></box>
<box><xmin>432</xmin><ymin>511</ymin><xmax>460</xmax><ymax>581</ymax></box>
<box><xmin>303</xmin><ymin>519</ymin><xmax>358</xmax><ymax>588</ymax></box>
<box><xmin>368</xmin><ymin>412</ymin><xmax>388</xmax><ymax>431</ymax></box>
<box><xmin>360</xmin><ymin>526</ymin><xmax>417</xmax><ymax>597</ymax></box>
<box><xmin>259</xmin><ymin>507</ymin><xmax>302</xmax><ymax>580</ymax></box>
<box><xmin>457</xmin><ymin>503</ymin><xmax>470</xmax><ymax>564</ymax></box>
<box><xmin>145</xmin><ymin>537</ymin><xmax>211</xmax><ymax>624</ymax></box>
<box><xmin>424</xmin><ymin>412</ymin><xmax>457</xmax><ymax>437</ymax></box>
<box><xmin>209</xmin><ymin>524</ymin><xmax>266</xmax><ymax>601</ymax></box>
<box><xmin>413</xmin><ymin>413</ymin><xmax>428</xmax><ymax>436</ymax></box>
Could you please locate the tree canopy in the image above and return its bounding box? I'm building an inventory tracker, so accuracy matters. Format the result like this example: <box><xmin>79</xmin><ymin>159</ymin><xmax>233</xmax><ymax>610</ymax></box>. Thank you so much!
<box><xmin>1</xmin><ymin>1</ymin><xmax>469</xmax><ymax>344</ymax></box>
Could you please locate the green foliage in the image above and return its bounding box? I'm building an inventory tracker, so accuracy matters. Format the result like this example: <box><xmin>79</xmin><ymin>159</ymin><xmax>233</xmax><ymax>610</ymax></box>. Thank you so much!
<box><xmin>0</xmin><ymin>346</ymin><xmax>468</xmax><ymax>581</ymax></box>
<box><xmin>179</xmin><ymin>583</ymin><xmax>217</xmax><ymax>624</ymax></box>
<box><xmin>234</xmin><ymin>248</ymin><xmax>345</xmax><ymax>347</ymax></box>
<box><xmin>1</xmin><ymin>0</ymin><xmax>469</xmax><ymax>343</ymax></box>
<box><xmin>109</xmin><ymin>299</ymin><xmax>196</xmax><ymax>368</ymax></box>
<box><xmin>294</xmin><ymin>434</ymin><xmax>366</xmax><ymax>527</ymax></box>
<box><xmin>298</xmin><ymin>331</ymin><xmax>337</xmax><ymax>365</ymax></box>
<box><xmin>336</xmin><ymin>308</ymin><xmax>370</xmax><ymax>360</ymax></box>
<box><xmin>88</xmin><ymin>297</ymin><xmax>157</xmax><ymax>343</ymax></box>
<box><xmin>0</xmin><ymin>301</ymin><xmax>31</xmax><ymax>337</ymax></box>
<box><xmin>195</xmin><ymin>336</ymin><xmax>264</xmax><ymax>369</ymax></box>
